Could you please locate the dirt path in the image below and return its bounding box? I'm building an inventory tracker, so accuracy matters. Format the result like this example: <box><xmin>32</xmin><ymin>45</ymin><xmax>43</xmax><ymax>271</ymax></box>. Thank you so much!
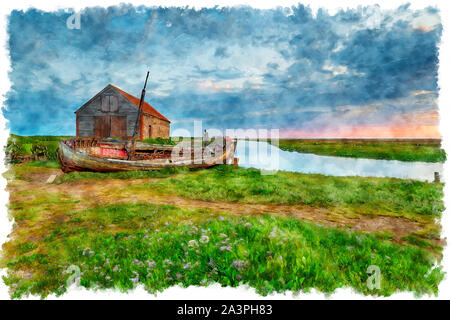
<box><xmin>7</xmin><ymin>168</ymin><xmax>423</xmax><ymax>240</ymax></box>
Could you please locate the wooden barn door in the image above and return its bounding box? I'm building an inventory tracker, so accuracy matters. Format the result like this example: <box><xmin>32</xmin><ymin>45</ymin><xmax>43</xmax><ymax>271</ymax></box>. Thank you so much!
<box><xmin>94</xmin><ymin>116</ymin><xmax>127</xmax><ymax>139</ymax></box>
<box><xmin>110</xmin><ymin>116</ymin><xmax>127</xmax><ymax>139</ymax></box>
<box><xmin>94</xmin><ymin>116</ymin><xmax>110</xmax><ymax>138</ymax></box>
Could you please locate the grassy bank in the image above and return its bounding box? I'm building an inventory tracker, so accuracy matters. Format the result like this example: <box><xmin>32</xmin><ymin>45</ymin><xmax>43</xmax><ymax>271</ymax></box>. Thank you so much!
<box><xmin>1</xmin><ymin>202</ymin><xmax>443</xmax><ymax>298</ymax></box>
<box><xmin>72</xmin><ymin>165</ymin><xmax>443</xmax><ymax>219</ymax></box>
<box><xmin>273</xmin><ymin>139</ymin><xmax>446</xmax><ymax>162</ymax></box>
<box><xmin>2</xmin><ymin>155</ymin><xmax>445</xmax><ymax>298</ymax></box>
<box><xmin>54</xmin><ymin>166</ymin><xmax>189</xmax><ymax>183</ymax></box>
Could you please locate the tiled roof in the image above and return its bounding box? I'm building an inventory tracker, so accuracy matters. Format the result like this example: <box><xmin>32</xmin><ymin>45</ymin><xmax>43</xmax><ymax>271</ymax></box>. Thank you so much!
<box><xmin>109</xmin><ymin>84</ymin><xmax>170</xmax><ymax>122</ymax></box>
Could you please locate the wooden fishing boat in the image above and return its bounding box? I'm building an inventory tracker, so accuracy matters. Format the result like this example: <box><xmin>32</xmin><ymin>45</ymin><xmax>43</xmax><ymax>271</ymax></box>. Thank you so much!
<box><xmin>58</xmin><ymin>137</ymin><xmax>237</xmax><ymax>173</ymax></box>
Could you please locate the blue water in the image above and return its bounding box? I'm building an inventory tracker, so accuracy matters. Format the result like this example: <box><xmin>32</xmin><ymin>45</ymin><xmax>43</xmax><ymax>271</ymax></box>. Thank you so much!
<box><xmin>234</xmin><ymin>140</ymin><xmax>444</xmax><ymax>182</ymax></box>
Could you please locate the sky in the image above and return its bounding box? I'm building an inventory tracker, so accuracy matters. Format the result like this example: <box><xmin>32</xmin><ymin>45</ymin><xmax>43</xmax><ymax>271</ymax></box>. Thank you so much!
<box><xmin>3</xmin><ymin>4</ymin><xmax>442</xmax><ymax>138</ymax></box>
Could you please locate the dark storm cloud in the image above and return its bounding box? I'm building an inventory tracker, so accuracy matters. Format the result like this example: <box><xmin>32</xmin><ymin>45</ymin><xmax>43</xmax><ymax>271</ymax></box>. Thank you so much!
<box><xmin>3</xmin><ymin>4</ymin><xmax>441</xmax><ymax>135</ymax></box>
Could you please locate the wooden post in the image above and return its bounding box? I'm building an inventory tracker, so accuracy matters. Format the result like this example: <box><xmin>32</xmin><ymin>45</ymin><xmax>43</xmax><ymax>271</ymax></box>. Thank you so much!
<box><xmin>434</xmin><ymin>172</ymin><xmax>440</xmax><ymax>183</ymax></box>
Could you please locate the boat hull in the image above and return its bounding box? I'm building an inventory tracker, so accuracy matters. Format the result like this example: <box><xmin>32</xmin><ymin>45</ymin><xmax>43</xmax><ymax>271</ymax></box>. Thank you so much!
<box><xmin>58</xmin><ymin>139</ymin><xmax>237</xmax><ymax>173</ymax></box>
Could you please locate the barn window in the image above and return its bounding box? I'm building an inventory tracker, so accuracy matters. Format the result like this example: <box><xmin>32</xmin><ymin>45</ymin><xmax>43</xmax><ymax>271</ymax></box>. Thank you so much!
<box><xmin>101</xmin><ymin>95</ymin><xmax>119</xmax><ymax>113</ymax></box>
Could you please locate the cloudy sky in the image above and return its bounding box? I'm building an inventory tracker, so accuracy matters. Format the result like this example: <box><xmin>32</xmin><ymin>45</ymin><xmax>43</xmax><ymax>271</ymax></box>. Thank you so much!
<box><xmin>3</xmin><ymin>4</ymin><xmax>442</xmax><ymax>137</ymax></box>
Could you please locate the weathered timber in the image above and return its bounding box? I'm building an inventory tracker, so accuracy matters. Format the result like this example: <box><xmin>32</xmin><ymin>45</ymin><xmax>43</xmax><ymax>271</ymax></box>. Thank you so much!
<box><xmin>58</xmin><ymin>138</ymin><xmax>237</xmax><ymax>173</ymax></box>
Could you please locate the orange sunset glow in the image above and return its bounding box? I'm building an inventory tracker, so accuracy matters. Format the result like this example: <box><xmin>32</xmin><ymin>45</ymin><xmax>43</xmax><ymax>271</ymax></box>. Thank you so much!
<box><xmin>281</xmin><ymin>125</ymin><xmax>441</xmax><ymax>139</ymax></box>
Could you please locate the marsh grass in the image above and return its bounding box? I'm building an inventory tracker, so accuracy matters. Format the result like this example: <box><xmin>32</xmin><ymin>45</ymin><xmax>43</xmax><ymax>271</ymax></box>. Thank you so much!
<box><xmin>53</xmin><ymin>165</ymin><xmax>445</xmax><ymax>220</ymax></box>
<box><xmin>274</xmin><ymin>139</ymin><xmax>446</xmax><ymax>162</ymax></box>
<box><xmin>1</xmin><ymin>203</ymin><xmax>444</xmax><ymax>298</ymax></box>
<box><xmin>2</xmin><ymin>155</ymin><xmax>445</xmax><ymax>298</ymax></box>
<box><xmin>129</xmin><ymin>166</ymin><xmax>444</xmax><ymax>218</ymax></box>
<box><xmin>54</xmin><ymin>167</ymin><xmax>191</xmax><ymax>183</ymax></box>
<box><xmin>26</xmin><ymin>160</ymin><xmax>61</xmax><ymax>168</ymax></box>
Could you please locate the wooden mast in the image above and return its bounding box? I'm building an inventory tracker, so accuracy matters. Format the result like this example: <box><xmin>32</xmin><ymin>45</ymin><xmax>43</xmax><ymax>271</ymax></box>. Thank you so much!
<box><xmin>128</xmin><ymin>71</ymin><xmax>150</xmax><ymax>160</ymax></box>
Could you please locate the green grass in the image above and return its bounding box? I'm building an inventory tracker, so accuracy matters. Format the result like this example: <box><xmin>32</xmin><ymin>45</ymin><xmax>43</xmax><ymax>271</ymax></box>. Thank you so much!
<box><xmin>1</xmin><ymin>203</ymin><xmax>443</xmax><ymax>298</ymax></box>
<box><xmin>273</xmin><ymin>139</ymin><xmax>446</xmax><ymax>162</ymax></box>
<box><xmin>126</xmin><ymin>165</ymin><xmax>444</xmax><ymax>218</ymax></box>
<box><xmin>139</xmin><ymin>136</ymin><xmax>219</xmax><ymax>147</ymax></box>
<box><xmin>8</xmin><ymin>134</ymin><xmax>72</xmax><ymax>143</ymax></box>
<box><xmin>138</xmin><ymin>137</ymin><xmax>176</xmax><ymax>145</ymax></box>
<box><xmin>26</xmin><ymin>160</ymin><xmax>61</xmax><ymax>169</ymax></box>
<box><xmin>54</xmin><ymin>167</ymin><xmax>190</xmax><ymax>184</ymax></box>
<box><xmin>2</xmin><ymin>136</ymin><xmax>445</xmax><ymax>298</ymax></box>
<box><xmin>54</xmin><ymin>165</ymin><xmax>444</xmax><ymax>218</ymax></box>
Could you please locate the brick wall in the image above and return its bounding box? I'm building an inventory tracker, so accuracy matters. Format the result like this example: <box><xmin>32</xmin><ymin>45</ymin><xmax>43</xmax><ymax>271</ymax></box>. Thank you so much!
<box><xmin>142</xmin><ymin>114</ymin><xmax>170</xmax><ymax>139</ymax></box>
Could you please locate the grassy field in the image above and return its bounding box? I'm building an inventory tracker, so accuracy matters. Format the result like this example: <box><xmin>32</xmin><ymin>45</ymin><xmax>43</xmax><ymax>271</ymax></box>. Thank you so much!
<box><xmin>56</xmin><ymin>164</ymin><xmax>445</xmax><ymax>219</ymax></box>
<box><xmin>1</xmin><ymin>161</ymin><xmax>445</xmax><ymax>298</ymax></box>
<box><xmin>273</xmin><ymin>139</ymin><xmax>446</xmax><ymax>162</ymax></box>
<box><xmin>1</xmin><ymin>202</ymin><xmax>443</xmax><ymax>298</ymax></box>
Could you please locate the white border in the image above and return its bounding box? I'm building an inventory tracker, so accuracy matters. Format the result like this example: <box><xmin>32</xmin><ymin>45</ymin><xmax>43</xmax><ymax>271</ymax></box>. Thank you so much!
<box><xmin>0</xmin><ymin>0</ymin><xmax>449</xmax><ymax>300</ymax></box>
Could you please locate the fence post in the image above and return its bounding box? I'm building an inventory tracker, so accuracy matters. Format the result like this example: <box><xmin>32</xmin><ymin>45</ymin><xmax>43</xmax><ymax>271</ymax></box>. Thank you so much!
<box><xmin>434</xmin><ymin>172</ymin><xmax>440</xmax><ymax>183</ymax></box>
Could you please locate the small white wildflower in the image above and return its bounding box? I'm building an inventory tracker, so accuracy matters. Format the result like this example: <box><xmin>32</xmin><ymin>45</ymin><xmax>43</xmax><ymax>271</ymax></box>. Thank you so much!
<box><xmin>199</xmin><ymin>235</ymin><xmax>209</xmax><ymax>244</ymax></box>
<box><xmin>188</xmin><ymin>240</ymin><xmax>199</xmax><ymax>248</ymax></box>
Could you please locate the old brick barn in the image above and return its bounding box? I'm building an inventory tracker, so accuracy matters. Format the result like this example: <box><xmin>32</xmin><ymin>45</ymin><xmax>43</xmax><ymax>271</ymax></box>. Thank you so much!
<box><xmin>75</xmin><ymin>84</ymin><xmax>170</xmax><ymax>140</ymax></box>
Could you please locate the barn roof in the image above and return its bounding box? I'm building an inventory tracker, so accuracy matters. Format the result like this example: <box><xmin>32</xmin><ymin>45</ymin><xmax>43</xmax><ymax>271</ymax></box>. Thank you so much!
<box><xmin>75</xmin><ymin>84</ymin><xmax>170</xmax><ymax>123</ymax></box>
<box><xmin>109</xmin><ymin>85</ymin><xmax>170</xmax><ymax>122</ymax></box>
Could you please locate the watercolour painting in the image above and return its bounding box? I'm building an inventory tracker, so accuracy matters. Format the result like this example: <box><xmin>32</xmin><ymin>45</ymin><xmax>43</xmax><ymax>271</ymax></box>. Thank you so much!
<box><xmin>0</xmin><ymin>1</ymin><xmax>449</xmax><ymax>300</ymax></box>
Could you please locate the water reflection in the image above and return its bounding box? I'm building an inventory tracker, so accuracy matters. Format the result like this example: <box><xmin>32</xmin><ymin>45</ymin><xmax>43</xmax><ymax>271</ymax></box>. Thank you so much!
<box><xmin>234</xmin><ymin>140</ymin><xmax>444</xmax><ymax>182</ymax></box>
